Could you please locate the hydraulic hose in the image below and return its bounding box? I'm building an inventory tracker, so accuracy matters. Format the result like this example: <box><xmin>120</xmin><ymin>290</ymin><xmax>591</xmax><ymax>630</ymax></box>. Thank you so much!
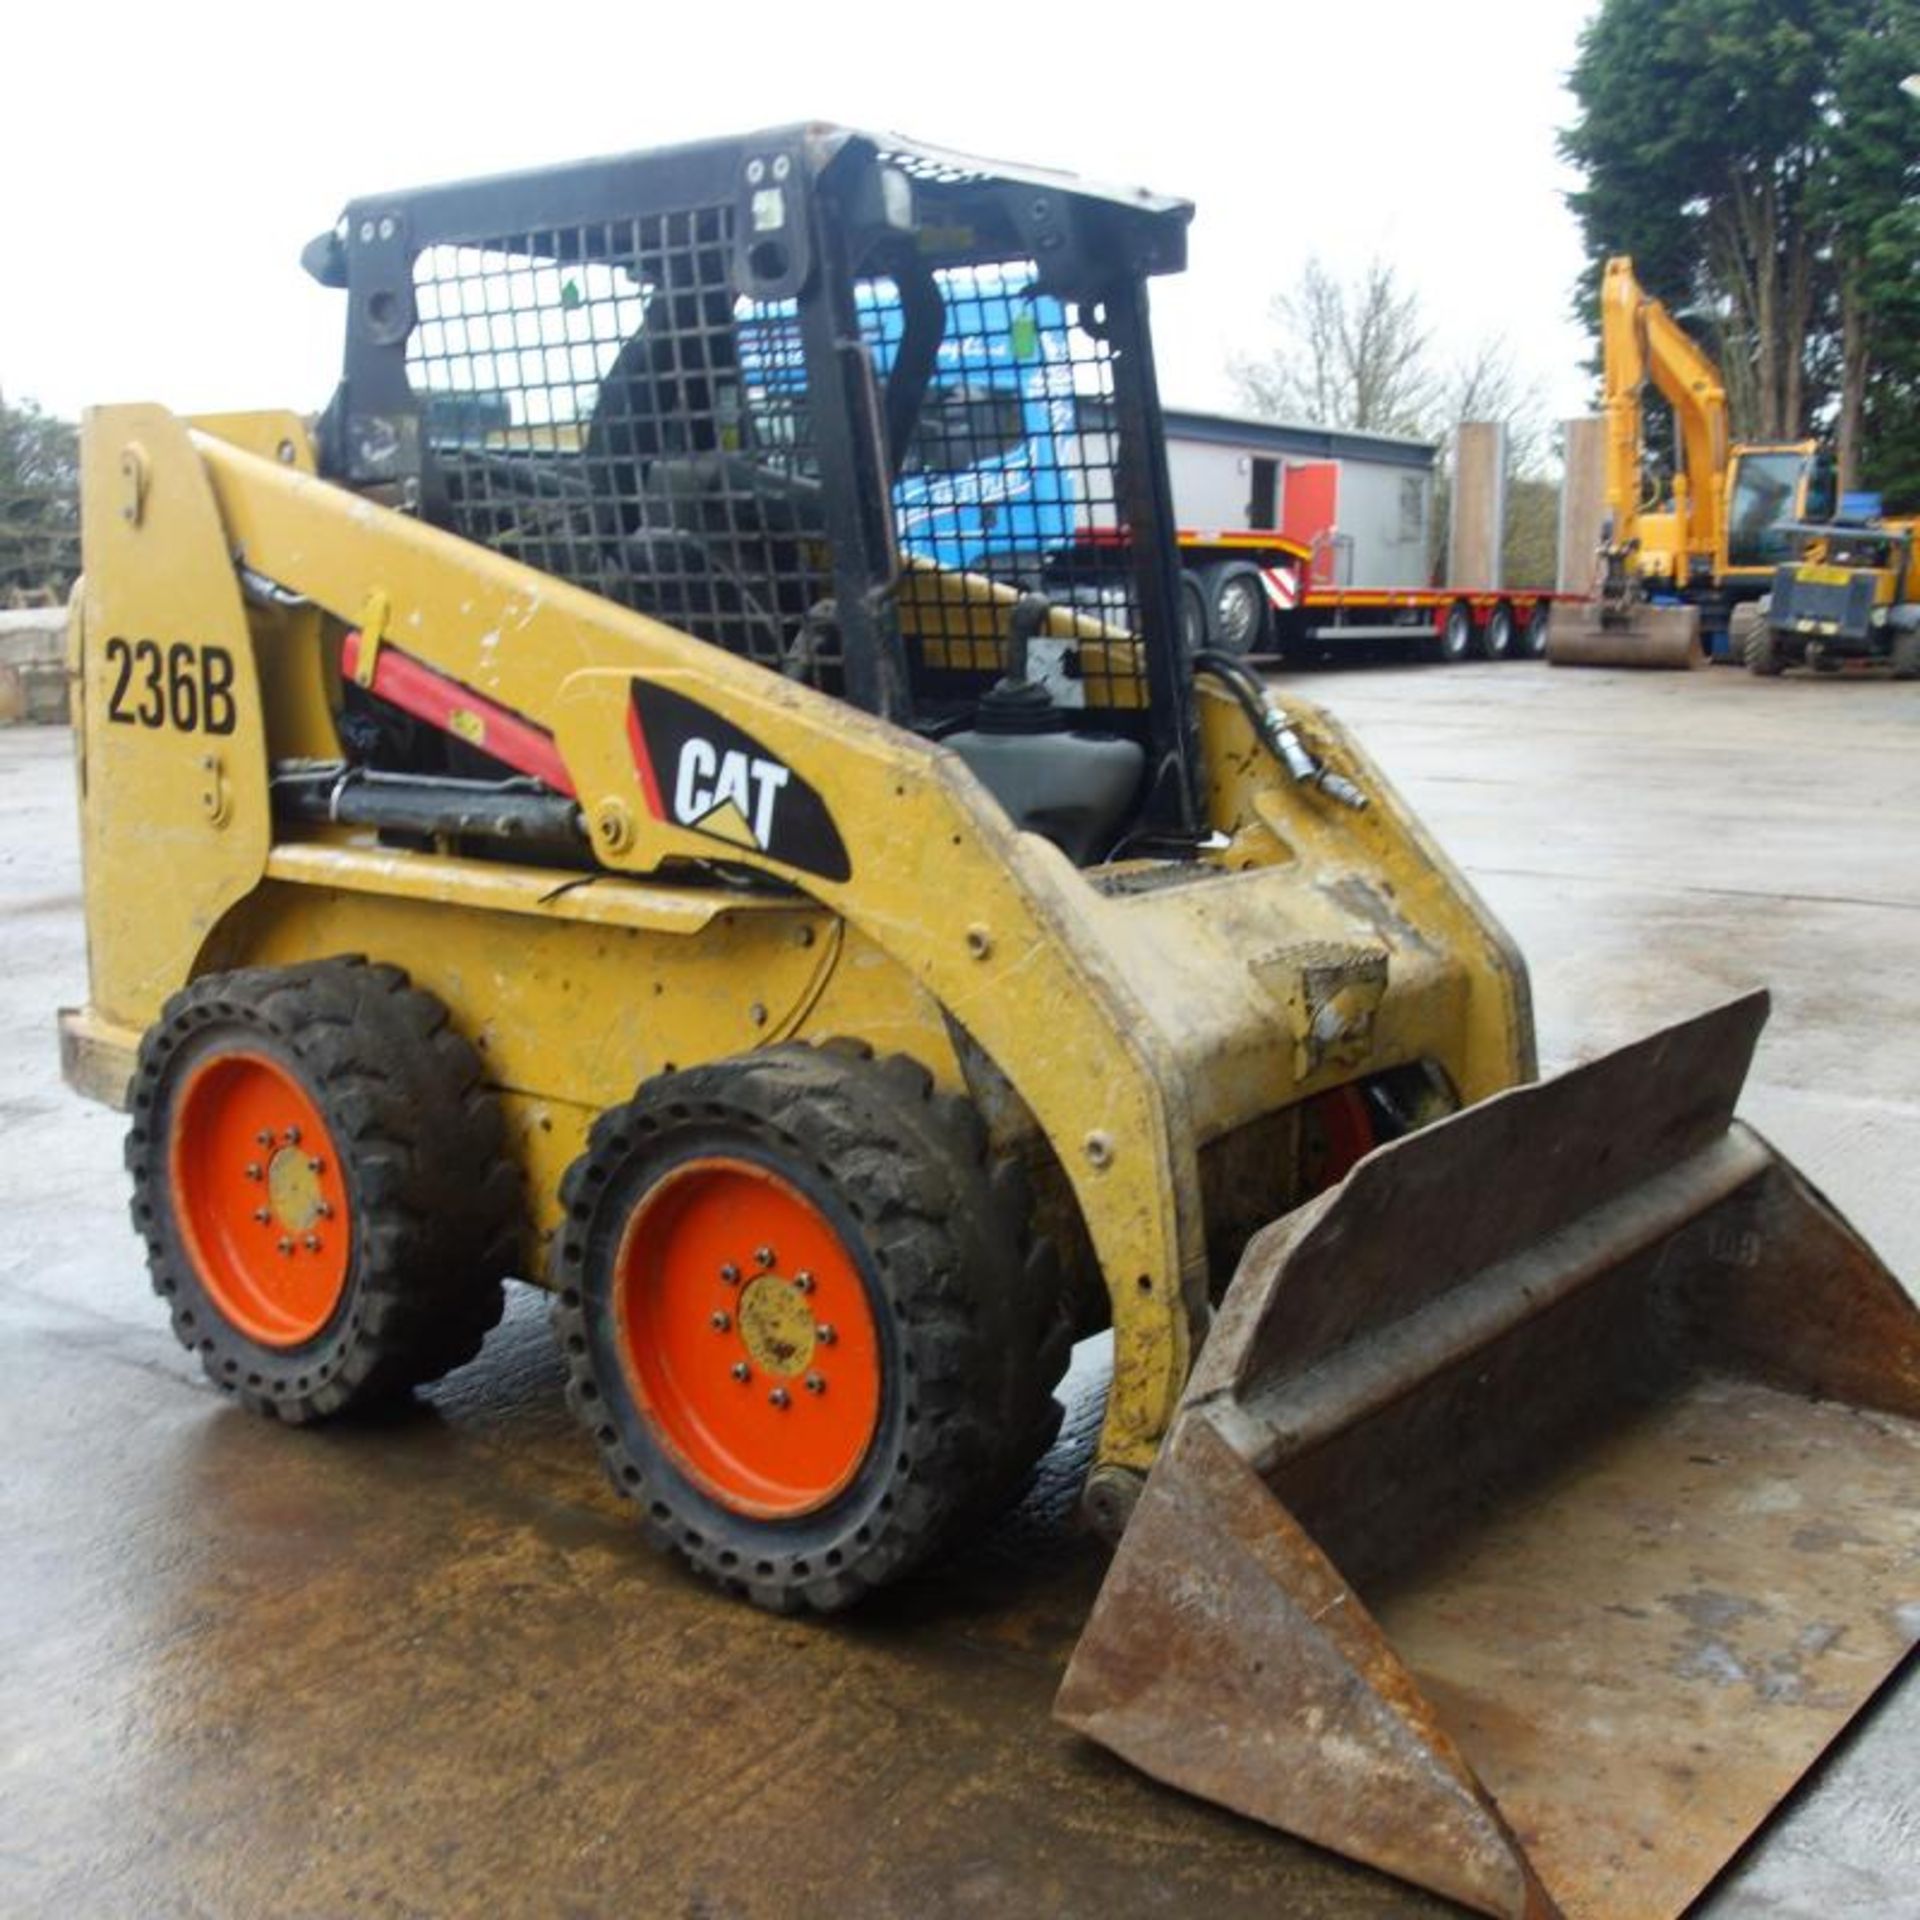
<box><xmin>1191</xmin><ymin>651</ymin><xmax>1368</xmax><ymax>811</ymax></box>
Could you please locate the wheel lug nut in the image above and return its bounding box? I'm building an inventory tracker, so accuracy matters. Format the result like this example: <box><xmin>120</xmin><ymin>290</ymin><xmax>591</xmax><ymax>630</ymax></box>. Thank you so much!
<box><xmin>244</xmin><ymin>1162</ymin><xmax>263</xmax><ymax>1181</ymax></box>
<box><xmin>307</xmin><ymin>1156</ymin><xmax>324</xmax><ymax>1174</ymax></box>
<box><xmin>283</xmin><ymin>1126</ymin><xmax>301</xmax><ymax>1145</ymax></box>
<box><xmin>710</xmin><ymin>1310</ymin><xmax>732</xmax><ymax>1332</ymax></box>
<box><xmin>804</xmin><ymin>1373</ymin><xmax>825</xmax><ymax>1395</ymax></box>
<box><xmin>253</xmin><ymin>1207</ymin><xmax>271</xmax><ymax>1224</ymax></box>
<box><xmin>768</xmin><ymin>1386</ymin><xmax>791</xmax><ymax>1409</ymax></box>
<box><xmin>277</xmin><ymin>1237</ymin><xmax>294</xmax><ymax>1255</ymax></box>
<box><xmin>719</xmin><ymin>1262</ymin><xmax>740</xmax><ymax>1285</ymax></box>
<box><xmin>255</xmin><ymin>1129</ymin><xmax>274</xmax><ymax>1147</ymax></box>
<box><xmin>793</xmin><ymin>1270</ymin><xmax>815</xmax><ymax>1295</ymax></box>
<box><xmin>815</xmin><ymin>1323</ymin><xmax>836</xmax><ymax>1345</ymax></box>
<box><xmin>303</xmin><ymin>1234</ymin><xmax>322</xmax><ymax>1253</ymax></box>
<box><xmin>731</xmin><ymin>1361</ymin><xmax>751</xmax><ymax>1382</ymax></box>
<box><xmin>316</xmin><ymin>1201</ymin><xmax>334</xmax><ymax>1220</ymax></box>
<box><xmin>755</xmin><ymin>1245</ymin><xmax>775</xmax><ymax>1268</ymax></box>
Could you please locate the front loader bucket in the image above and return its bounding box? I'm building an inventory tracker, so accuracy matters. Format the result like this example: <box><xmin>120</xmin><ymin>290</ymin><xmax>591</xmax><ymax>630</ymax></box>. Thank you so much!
<box><xmin>1058</xmin><ymin>993</ymin><xmax>1920</xmax><ymax>1920</ymax></box>
<box><xmin>1546</xmin><ymin>598</ymin><xmax>1704</xmax><ymax>668</ymax></box>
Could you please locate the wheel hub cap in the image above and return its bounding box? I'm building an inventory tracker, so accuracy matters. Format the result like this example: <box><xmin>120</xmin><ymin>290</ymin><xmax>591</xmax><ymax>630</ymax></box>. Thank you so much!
<box><xmin>266</xmin><ymin>1145</ymin><xmax>325</xmax><ymax>1232</ymax></box>
<box><xmin>737</xmin><ymin>1273</ymin><xmax>817</xmax><ymax>1377</ymax></box>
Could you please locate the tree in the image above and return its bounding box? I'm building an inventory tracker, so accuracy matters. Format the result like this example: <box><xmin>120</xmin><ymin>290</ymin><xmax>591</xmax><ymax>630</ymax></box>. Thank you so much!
<box><xmin>0</xmin><ymin>393</ymin><xmax>80</xmax><ymax>605</ymax></box>
<box><xmin>1562</xmin><ymin>0</ymin><xmax>1920</xmax><ymax>491</ymax></box>
<box><xmin>1437</xmin><ymin>337</ymin><xmax>1551</xmax><ymax>477</ymax></box>
<box><xmin>1231</xmin><ymin>260</ymin><xmax>1547</xmax><ymax>465</ymax></box>
<box><xmin>1229</xmin><ymin>257</ymin><xmax>1436</xmax><ymax>437</ymax></box>
<box><xmin>1563</xmin><ymin>0</ymin><xmax>1831</xmax><ymax>443</ymax></box>
<box><xmin>1822</xmin><ymin>2</ymin><xmax>1920</xmax><ymax>491</ymax></box>
<box><xmin>1231</xmin><ymin>258</ymin><xmax>1556</xmax><ymax>583</ymax></box>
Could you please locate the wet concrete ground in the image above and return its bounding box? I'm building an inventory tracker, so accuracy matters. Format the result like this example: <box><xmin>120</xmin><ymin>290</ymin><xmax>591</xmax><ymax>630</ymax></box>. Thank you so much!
<box><xmin>2</xmin><ymin>662</ymin><xmax>1916</xmax><ymax>1918</ymax></box>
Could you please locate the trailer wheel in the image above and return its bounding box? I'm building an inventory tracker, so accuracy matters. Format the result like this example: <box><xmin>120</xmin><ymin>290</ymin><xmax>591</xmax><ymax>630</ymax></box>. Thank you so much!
<box><xmin>1435</xmin><ymin>600</ymin><xmax>1474</xmax><ymax>663</ymax></box>
<box><xmin>1204</xmin><ymin>561</ymin><xmax>1270</xmax><ymax>657</ymax></box>
<box><xmin>1477</xmin><ymin>602</ymin><xmax>1516</xmax><ymax>661</ymax></box>
<box><xmin>1178</xmin><ymin>570</ymin><xmax>1211</xmax><ymax>655</ymax></box>
<box><xmin>1520</xmin><ymin>603</ymin><xmax>1551</xmax><ymax>659</ymax></box>
<box><xmin>125</xmin><ymin>960</ymin><xmax>518</xmax><ymax>1422</ymax></box>
<box><xmin>551</xmin><ymin>1045</ymin><xmax>1067</xmax><ymax>1612</ymax></box>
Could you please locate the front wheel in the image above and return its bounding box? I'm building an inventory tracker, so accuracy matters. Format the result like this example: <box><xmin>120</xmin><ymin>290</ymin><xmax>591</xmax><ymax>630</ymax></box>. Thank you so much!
<box><xmin>1735</xmin><ymin>603</ymin><xmax>1784</xmax><ymax>677</ymax></box>
<box><xmin>1178</xmin><ymin>570</ymin><xmax>1212</xmax><ymax>656</ymax></box>
<box><xmin>1204</xmin><ymin>561</ymin><xmax>1271</xmax><ymax>657</ymax></box>
<box><xmin>1435</xmin><ymin>600</ymin><xmax>1474</xmax><ymax>663</ymax></box>
<box><xmin>551</xmin><ymin>1046</ymin><xmax>1066</xmax><ymax>1612</ymax></box>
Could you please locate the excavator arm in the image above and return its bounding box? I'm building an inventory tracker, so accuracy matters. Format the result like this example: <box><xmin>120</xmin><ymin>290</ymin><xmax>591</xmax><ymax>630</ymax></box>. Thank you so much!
<box><xmin>1599</xmin><ymin>255</ymin><xmax>1729</xmax><ymax>578</ymax></box>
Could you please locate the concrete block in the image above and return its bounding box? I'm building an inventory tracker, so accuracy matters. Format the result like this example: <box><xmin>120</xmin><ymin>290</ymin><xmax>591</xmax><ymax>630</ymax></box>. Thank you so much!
<box><xmin>1448</xmin><ymin>423</ymin><xmax>1507</xmax><ymax>589</ymax></box>
<box><xmin>1558</xmin><ymin>418</ymin><xmax>1608</xmax><ymax>595</ymax></box>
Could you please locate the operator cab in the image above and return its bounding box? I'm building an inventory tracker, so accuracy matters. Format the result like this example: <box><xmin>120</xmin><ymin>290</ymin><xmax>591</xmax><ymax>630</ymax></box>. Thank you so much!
<box><xmin>1726</xmin><ymin>445</ymin><xmax>1833</xmax><ymax>574</ymax></box>
<box><xmin>305</xmin><ymin>127</ymin><xmax>1203</xmax><ymax>864</ymax></box>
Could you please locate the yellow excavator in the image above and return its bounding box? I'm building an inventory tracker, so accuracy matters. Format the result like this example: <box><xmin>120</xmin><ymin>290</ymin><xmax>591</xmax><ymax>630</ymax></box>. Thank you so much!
<box><xmin>1549</xmin><ymin>255</ymin><xmax>1835</xmax><ymax>668</ymax></box>
<box><xmin>57</xmin><ymin>130</ymin><xmax>1920</xmax><ymax>1920</ymax></box>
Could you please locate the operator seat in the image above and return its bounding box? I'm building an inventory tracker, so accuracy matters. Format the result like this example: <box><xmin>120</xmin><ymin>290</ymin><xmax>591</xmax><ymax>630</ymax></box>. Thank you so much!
<box><xmin>585</xmin><ymin>288</ymin><xmax>826</xmax><ymax>666</ymax></box>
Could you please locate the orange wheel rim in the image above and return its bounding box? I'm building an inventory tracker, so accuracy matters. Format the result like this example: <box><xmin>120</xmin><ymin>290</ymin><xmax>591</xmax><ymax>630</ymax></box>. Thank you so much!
<box><xmin>1308</xmin><ymin>1085</ymin><xmax>1377</xmax><ymax>1189</ymax></box>
<box><xmin>614</xmin><ymin>1156</ymin><xmax>883</xmax><ymax>1519</ymax></box>
<box><xmin>168</xmin><ymin>1050</ymin><xmax>352</xmax><ymax>1348</ymax></box>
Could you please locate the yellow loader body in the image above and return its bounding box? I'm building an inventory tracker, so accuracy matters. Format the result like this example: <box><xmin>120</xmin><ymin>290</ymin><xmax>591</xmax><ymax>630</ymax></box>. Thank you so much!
<box><xmin>63</xmin><ymin>402</ymin><xmax>1530</xmax><ymax>1478</ymax></box>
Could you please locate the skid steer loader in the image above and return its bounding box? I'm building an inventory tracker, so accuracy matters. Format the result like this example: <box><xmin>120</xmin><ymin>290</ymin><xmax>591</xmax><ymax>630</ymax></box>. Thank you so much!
<box><xmin>60</xmin><ymin>128</ymin><xmax>1920</xmax><ymax>1919</ymax></box>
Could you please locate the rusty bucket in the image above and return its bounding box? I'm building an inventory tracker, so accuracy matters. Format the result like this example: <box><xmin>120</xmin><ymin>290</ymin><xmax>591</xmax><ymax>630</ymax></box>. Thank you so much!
<box><xmin>1058</xmin><ymin>994</ymin><xmax>1920</xmax><ymax>1920</ymax></box>
<box><xmin>1546</xmin><ymin>599</ymin><xmax>1706</xmax><ymax>668</ymax></box>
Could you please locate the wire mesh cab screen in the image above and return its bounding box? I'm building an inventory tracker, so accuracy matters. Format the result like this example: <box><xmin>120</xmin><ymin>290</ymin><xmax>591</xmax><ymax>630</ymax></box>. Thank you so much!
<box><xmin>404</xmin><ymin>217</ymin><xmax>1143</xmax><ymax>710</ymax></box>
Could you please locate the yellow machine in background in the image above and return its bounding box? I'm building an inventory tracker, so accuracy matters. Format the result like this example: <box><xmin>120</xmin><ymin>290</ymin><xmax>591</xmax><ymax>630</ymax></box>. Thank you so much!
<box><xmin>1739</xmin><ymin>513</ymin><xmax>1920</xmax><ymax>676</ymax></box>
<box><xmin>1550</xmin><ymin>255</ymin><xmax>1835</xmax><ymax>668</ymax></box>
<box><xmin>59</xmin><ymin>131</ymin><xmax>1920</xmax><ymax>1920</ymax></box>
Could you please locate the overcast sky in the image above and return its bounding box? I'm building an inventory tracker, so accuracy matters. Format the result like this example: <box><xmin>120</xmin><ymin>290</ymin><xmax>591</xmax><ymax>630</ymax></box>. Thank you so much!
<box><xmin>4</xmin><ymin>0</ymin><xmax>1601</xmax><ymax>437</ymax></box>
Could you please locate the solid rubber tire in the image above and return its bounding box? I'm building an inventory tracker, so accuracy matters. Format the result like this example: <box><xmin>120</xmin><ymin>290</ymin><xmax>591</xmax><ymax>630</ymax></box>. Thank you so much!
<box><xmin>125</xmin><ymin>958</ymin><xmax>519</xmax><ymax>1422</ymax></box>
<box><xmin>550</xmin><ymin>1044</ymin><xmax>1067</xmax><ymax>1613</ymax></box>
<box><xmin>1735</xmin><ymin>602</ymin><xmax>1784</xmax><ymax>676</ymax></box>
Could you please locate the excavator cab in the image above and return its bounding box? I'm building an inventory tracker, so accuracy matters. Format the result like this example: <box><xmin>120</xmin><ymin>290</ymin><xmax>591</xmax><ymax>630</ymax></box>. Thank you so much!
<box><xmin>1724</xmin><ymin>442</ymin><xmax>1831</xmax><ymax>577</ymax></box>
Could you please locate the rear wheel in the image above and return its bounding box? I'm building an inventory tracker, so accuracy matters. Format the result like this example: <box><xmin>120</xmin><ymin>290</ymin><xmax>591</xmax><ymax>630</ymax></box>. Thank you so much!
<box><xmin>126</xmin><ymin>960</ymin><xmax>518</xmax><ymax>1421</ymax></box>
<box><xmin>1520</xmin><ymin>603</ymin><xmax>1551</xmax><ymax>659</ymax></box>
<box><xmin>1891</xmin><ymin>630</ymin><xmax>1920</xmax><ymax>680</ymax></box>
<box><xmin>1477</xmin><ymin>602</ymin><xmax>1516</xmax><ymax>661</ymax></box>
<box><xmin>551</xmin><ymin>1045</ymin><xmax>1067</xmax><ymax>1612</ymax></box>
<box><xmin>1435</xmin><ymin>600</ymin><xmax>1474</xmax><ymax>663</ymax></box>
<box><xmin>1205</xmin><ymin>561</ymin><xmax>1270</xmax><ymax>657</ymax></box>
